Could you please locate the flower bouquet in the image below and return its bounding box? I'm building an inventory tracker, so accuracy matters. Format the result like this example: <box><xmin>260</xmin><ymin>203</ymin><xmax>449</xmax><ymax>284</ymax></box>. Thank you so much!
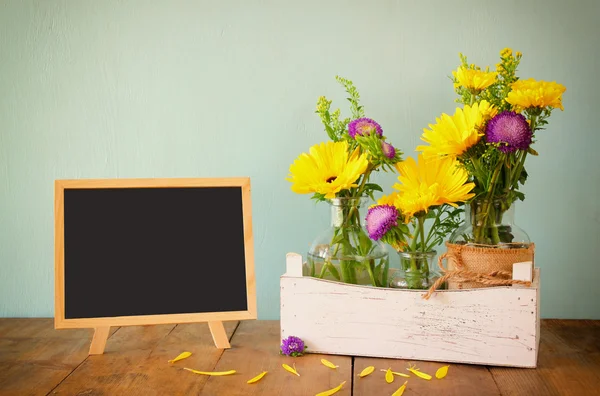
<box><xmin>365</xmin><ymin>154</ymin><xmax>475</xmax><ymax>289</ymax></box>
<box><xmin>417</xmin><ymin>48</ymin><xmax>566</xmax><ymax>247</ymax></box>
<box><xmin>409</xmin><ymin>48</ymin><xmax>566</xmax><ymax>291</ymax></box>
<box><xmin>286</xmin><ymin>76</ymin><xmax>402</xmax><ymax>287</ymax></box>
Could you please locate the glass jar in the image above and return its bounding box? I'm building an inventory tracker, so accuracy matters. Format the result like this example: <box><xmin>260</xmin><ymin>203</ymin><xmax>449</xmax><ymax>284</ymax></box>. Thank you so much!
<box><xmin>389</xmin><ymin>250</ymin><xmax>438</xmax><ymax>289</ymax></box>
<box><xmin>307</xmin><ymin>197</ymin><xmax>390</xmax><ymax>287</ymax></box>
<box><xmin>449</xmin><ymin>198</ymin><xmax>530</xmax><ymax>247</ymax></box>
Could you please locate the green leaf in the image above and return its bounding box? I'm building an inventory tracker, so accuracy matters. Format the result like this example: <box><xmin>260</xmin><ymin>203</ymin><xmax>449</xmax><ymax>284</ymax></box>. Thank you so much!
<box><xmin>363</xmin><ymin>183</ymin><xmax>383</xmax><ymax>193</ymax></box>
<box><xmin>330</xmin><ymin>233</ymin><xmax>346</xmax><ymax>246</ymax></box>
<box><xmin>518</xmin><ymin>168</ymin><xmax>528</xmax><ymax>185</ymax></box>
<box><xmin>327</xmin><ymin>263</ymin><xmax>341</xmax><ymax>280</ymax></box>
<box><xmin>358</xmin><ymin>231</ymin><xmax>373</xmax><ymax>254</ymax></box>
<box><xmin>512</xmin><ymin>190</ymin><xmax>526</xmax><ymax>201</ymax></box>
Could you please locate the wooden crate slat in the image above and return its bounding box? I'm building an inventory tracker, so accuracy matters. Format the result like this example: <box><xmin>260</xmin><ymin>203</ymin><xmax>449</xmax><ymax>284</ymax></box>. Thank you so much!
<box><xmin>281</xmin><ymin>254</ymin><xmax>540</xmax><ymax>368</ymax></box>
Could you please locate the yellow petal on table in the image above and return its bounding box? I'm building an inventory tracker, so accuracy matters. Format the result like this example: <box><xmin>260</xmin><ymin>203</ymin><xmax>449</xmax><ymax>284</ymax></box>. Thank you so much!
<box><xmin>282</xmin><ymin>363</ymin><xmax>300</xmax><ymax>376</ymax></box>
<box><xmin>321</xmin><ymin>358</ymin><xmax>339</xmax><ymax>369</ymax></box>
<box><xmin>183</xmin><ymin>368</ymin><xmax>236</xmax><ymax>376</ymax></box>
<box><xmin>168</xmin><ymin>351</ymin><xmax>192</xmax><ymax>364</ymax></box>
<box><xmin>435</xmin><ymin>365</ymin><xmax>449</xmax><ymax>379</ymax></box>
<box><xmin>380</xmin><ymin>369</ymin><xmax>410</xmax><ymax>378</ymax></box>
<box><xmin>406</xmin><ymin>365</ymin><xmax>432</xmax><ymax>380</ymax></box>
<box><xmin>315</xmin><ymin>381</ymin><xmax>346</xmax><ymax>396</ymax></box>
<box><xmin>358</xmin><ymin>366</ymin><xmax>375</xmax><ymax>377</ymax></box>
<box><xmin>247</xmin><ymin>371</ymin><xmax>268</xmax><ymax>384</ymax></box>
<box><xmin>385</xmin><ymin>368</ymin><xmax>394</xmax><ymax>384</ymax></box>
<box><xmin>392</xmin><ymin>380</ymin><xmax>408</xmax><ymax>396</ymax></box>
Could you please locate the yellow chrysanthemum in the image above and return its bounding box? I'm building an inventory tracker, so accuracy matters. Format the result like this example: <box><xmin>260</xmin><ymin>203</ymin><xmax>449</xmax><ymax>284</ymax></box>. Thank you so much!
<box><xmin>392</xmin><ymin>155</ymin><xmax>475</xmax><ymax>217</ymax></box>
<box><xmin>477</xmin><ymin>99</ymin><xmax>498</xmax><ymax>120</ymax></box>
<box><xmin>452</xmin><ymin>67</ymin><xmax>498</xmax><ymax>91</ymax></box>
<box><xmin>286</xmin><ymin>141</ymin><xmax>369</xmax><ymax>199</ymax></box>
<box><xmin>416</xmin><ymin>100</ymin><xmax>494</xmax><ymax>158</ymax></box>
<box><xmin>506</xmin><ymin>78</ymin><xmax>566</xmax><ymax>111</ymax></box>
<box><xmin>376</xmin><ymin>192</ymin><xmax>400</xmax><ymax>206</ymax></box>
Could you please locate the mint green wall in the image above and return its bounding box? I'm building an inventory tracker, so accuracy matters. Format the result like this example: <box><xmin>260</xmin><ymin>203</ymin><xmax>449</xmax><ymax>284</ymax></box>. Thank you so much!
<box><xmin>1</xmin><ymin>1</ymin><xmax>598</xmax><ymax>320</ymax></box>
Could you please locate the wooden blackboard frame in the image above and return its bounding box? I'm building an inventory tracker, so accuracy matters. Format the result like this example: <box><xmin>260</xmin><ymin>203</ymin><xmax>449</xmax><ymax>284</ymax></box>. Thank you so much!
<box><xmin>54</xmin><ymin>177</ymin><xmax>256</xmax><ymax>354</ymax></box>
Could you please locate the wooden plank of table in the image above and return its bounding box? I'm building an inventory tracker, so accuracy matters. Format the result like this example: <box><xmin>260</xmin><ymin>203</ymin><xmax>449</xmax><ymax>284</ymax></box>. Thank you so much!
<box><xmin>199</xmin><ymin>320</ymin><xmax>352</xmax><ymax>396</ymax></box>
<box><xmin>48</xmin><ymin>321</ymin><xmax>239</xmax><ymax>396</ymax></box>
<box><xmin>490</xmin><ymin>320</ymin><xmax>600</xmax><ymax>396</ymax></box>
<box><xmin>0</xmin><ymin>318</ymin><xmax>117</xmax><ymax>396</ymax></box>
<box><xmin>353</xmin><ymin>357</ymin><xmax>501</xmax><ymax>396</ymax></box>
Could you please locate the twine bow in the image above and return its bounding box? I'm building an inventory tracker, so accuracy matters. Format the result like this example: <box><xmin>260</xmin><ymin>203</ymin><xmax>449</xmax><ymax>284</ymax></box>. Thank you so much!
<box><xmin>422</xmin><ymin>243</ymin><xmax>533</xmax><ymax>300</ymax></box>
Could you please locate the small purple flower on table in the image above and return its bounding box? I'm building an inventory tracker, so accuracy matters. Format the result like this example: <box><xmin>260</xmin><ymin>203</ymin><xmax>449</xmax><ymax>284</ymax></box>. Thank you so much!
<box><xmin>486</xmin><ymin>111</ymin><xmax>532</xmax><ymax>153</ymax></box>
<box><xmin>280</xmin><ymin>335</ymin><xmax>307</xmax><ymax>357</ymax></box>
<box><xmin>348</xmin><ymin>117</ymin><xmax>383</xmax><ymax>139</ymax></box>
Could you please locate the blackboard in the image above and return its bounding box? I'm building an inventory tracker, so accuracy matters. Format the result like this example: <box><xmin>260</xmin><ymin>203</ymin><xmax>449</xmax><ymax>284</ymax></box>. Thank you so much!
<box><xmin>54</xmin><ymin>178</ymin><xmax>256</xmax><ymax>329</ymax></box>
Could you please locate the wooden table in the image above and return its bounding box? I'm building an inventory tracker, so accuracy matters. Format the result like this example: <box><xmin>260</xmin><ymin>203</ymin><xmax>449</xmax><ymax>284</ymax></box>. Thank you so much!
<box><xmin>0</xmin><ymin>319</ymin><xmax>598</xmax><ymax>395</ymax></box>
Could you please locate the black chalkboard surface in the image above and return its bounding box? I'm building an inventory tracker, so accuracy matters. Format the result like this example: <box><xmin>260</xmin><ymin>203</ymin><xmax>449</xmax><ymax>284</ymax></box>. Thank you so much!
<box><xmin>54</xmin><ymin>178</ymin><xmax>256</xmax><ymax>351</ymax></box>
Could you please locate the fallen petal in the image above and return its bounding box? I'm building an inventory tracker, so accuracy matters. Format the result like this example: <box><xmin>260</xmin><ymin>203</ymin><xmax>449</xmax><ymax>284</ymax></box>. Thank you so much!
<box><xmin>392</xmin><ymin>380</ymin><xmax>408</xmax><ymax>396</ymax></box>
<box><xmin>436</xmin><ymin>365</ymin><xmax>449</xmax><ymax>379</ymax></box>
<box><xmin>183</xmin><ymin>368</ymin><xmax>236</xmax><ymax>376</ymax></box>
<box><xmin>407</xmin><ymin>366</ymin><xmax>432</xmax><ymax>380</ymax></box>
<box><xmin>282</xmin><ymin>363</ymin><xmax>300</xmax><ymax>376</ymax></box>
<box><xmin>168</xmin><ymin>351</ymin><xmax>192</xmax><ymax>364</ymax></box>
<box><xmin>247</xmin><ymin>371</ymin><xmax>268</xmax><ymax>384</ymax></box>
<box><xmin>315</xmin><ymin>381</ymin><xmax>346</xmax><ymax>396</ymax></box>
<box><xmin>385</xmin><ymin>368</ymin><xmax>394</xmax><ymax>384</ymax></box>
<box><xmin>321</xmin><ymin>358</ymin><xmax>339</xmax><ymax>369</ymax></box>
<box><xmin>358</xmin><ymin>366</ymin><xmax>375</xmax><ymax>377</ymax></box>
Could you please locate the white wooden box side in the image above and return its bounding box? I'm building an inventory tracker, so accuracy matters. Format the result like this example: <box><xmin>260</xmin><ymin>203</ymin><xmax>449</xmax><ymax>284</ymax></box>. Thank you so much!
<box><xmin>281</xmin><ymin>268</ymin><xmax>540</xmax><ymax>368</ymax></box>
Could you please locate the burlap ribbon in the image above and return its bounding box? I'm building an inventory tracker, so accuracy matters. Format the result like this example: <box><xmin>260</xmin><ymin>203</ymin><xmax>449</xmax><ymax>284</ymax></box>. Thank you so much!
<box><xmin>422</xmin><ymin>241</ymin><xmax>534</xmax><ymax>300</ymax></box>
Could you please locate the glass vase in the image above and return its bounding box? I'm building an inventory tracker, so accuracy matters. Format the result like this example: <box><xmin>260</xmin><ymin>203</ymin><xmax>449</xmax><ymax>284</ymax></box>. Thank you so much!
<box><xmin>449</xmin><ymin>198</ymin><xmax>530</xmax><ymax>247</ymax></box>
<box><xmin>389</xmin><ymin>250</ymin><xmax>437</xmax><ymax>289</ymax></box>
<box><xmin>307</xmin><ymin>197</ymin><xmax>390</xmax><ymax>287</ymax></box>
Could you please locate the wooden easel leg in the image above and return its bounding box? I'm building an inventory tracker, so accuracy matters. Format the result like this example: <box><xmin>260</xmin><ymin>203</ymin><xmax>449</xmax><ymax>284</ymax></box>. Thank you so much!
<box><xmin>208</xmin><ymin>321</ymin><xmax>231</xmax><ymax>349</ymax></box>
<box><xmin>89</xmin><ymin>326</ymin><xmax>110</xmax><ymax>355</ymax></box>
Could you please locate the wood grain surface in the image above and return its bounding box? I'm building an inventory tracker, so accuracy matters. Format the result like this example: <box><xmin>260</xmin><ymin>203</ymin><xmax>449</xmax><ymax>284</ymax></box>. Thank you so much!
<box><xmin>0</xmin><ymin>319</ymin><xmax>598</xmax><ymax>395</ymax></box>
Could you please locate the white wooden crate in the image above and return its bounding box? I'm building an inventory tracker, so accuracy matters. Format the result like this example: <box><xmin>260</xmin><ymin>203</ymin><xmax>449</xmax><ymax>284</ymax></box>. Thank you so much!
<box><xmin>280</xmin><ymin>252</ymin><xmax>540</xmax><ymax>368</ymax></box>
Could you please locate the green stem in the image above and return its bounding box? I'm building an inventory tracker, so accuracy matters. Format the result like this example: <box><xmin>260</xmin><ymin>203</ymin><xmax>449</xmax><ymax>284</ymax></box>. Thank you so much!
<box><xmin>474</xmin><ymin>155</ymin><xmax>505</xmax><ymax>244</ymax></box>
<box><xmin>418</xmin><ymin>215</ymin><xmax>427</xmax><ymax>253</ymax></box>
<box><xmin>408</xmin><ymin>218</ymin><xmax>421</xmax><ymax>272</ymax></box>
<box><xmin>510</xmin><ymin>116</ymin><xmax>536</xmax><ymax>193</ymax></box>
<box><xmin>319</xmin><ymin>162</ymin><xmax>377</xmax><ymax>285</ymax></box>
<box><xmin>469</xmin><ymin>91</ymin><xmax>477</xmax><ymax>106</ymax></box>
<box><xmin>489</xmin><ymin>203</ymin><xmax>501</xmax><ymax>244</ymax></box>
<box><xmin>423</xmin><ymin>207</ymin><xmax>443</xmax><ymax>251</ymax></box>
<box><xmin>418</xmin><ymin>215</ymin><xmax>430</xmax><ymax>278</ymax></box>
<box><xmin>364</xmin><ymin>258</ymin><xmax>378</xmax><ymax>287</ymax></box>
<box><xmin>381</xmin><ymin>257</ymin><xmax>389</xmax><ymax>288</ymax></box>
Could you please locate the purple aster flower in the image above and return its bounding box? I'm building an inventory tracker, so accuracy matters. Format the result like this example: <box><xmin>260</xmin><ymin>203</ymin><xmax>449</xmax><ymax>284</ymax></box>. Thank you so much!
<box><xmin>348</xmin><ymin>117</ymin><xmax>383</xmax><ymax>139</ymax></box>
<box><xmin>280</xmin><ymin>336</ymin><xmax>306</xmax><ymax>357</ymax></box>
<box><xmin>486</xmin><ymin>111</ymin><xmax>532</xmax><ymax>153</ymax></box>
<box><xmin>381</xmin><ymin>141</ymin><xmax>396</xmax><ymax>159</ymax></box>
<box><xmin>366</xmin><ymin>205</ymin><xmax>398</xmax><ymax>240</ymax></box>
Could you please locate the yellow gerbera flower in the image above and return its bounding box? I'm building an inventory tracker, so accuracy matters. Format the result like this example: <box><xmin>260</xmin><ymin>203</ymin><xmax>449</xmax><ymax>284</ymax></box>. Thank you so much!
<box><xmin>393</xmin><ymin>155</ymin><xmax>475</xmax><ymax>217</ymax></box>
<box><xmin>452</xmin><ymin>67</ymin><xmax>498</xmax><ymax>91</ymax></box>
<box><xmin>416</xmin><ymin>101</ymin><xmax>494</xmax><ymax>158</ymax></box>
<box><xmin>286</xmin><ymin>141</ymin><xmax>369</xmax><ymax>199</ymax></box>
<box><xmin>506</xmin><ymin>78</ymin><xmax>566</xmax><ymax>111</ymax></box>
